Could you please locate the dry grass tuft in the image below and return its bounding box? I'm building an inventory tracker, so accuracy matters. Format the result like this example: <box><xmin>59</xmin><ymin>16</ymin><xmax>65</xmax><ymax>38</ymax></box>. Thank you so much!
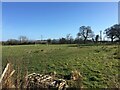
<box><xmin>0</xmin><ymin>64</ymin><xmax>83</xmax><ymax>89</ymax></box>
<box><xmin>0</xmin><ymin>63</ymin><xmax>15</xmax><ymax>89</ymax></box>
<box><xmin>70</xmin><ymin>70</ymin><xmax>82</xmax><ymax>81</ymax></box>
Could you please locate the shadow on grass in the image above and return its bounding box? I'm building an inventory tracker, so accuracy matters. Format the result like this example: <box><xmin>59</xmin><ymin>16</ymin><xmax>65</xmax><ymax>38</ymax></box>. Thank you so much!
<box><xmin>67</xmin><ymin>44</ymin><xmax>100</xmax><ymax>47</ymax></box>
<box><xmin>67</xmin><ymin>43</ymin><xmax>119</xmax><ymax>48</ymax></box>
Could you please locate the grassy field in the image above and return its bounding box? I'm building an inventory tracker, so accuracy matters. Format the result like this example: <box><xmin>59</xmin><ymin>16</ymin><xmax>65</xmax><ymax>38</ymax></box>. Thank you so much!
<box><xmin>2</xmin><ymin>44</ymin><xmax>120</xmax><ymax>88</ymax></box>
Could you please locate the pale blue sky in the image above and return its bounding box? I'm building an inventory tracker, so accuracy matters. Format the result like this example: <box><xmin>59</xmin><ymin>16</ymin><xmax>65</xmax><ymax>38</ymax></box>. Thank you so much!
<box><xmin>2</xmin><ymin>2</ymin><xmax>118</xmax><ymax>41</ymax></box>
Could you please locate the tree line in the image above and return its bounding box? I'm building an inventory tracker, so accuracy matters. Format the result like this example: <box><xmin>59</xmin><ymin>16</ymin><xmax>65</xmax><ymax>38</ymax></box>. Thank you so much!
<box><xmin>2</xmin><ymin>24</ymin><xmax>120</xmax><ymax>45</ymax></box>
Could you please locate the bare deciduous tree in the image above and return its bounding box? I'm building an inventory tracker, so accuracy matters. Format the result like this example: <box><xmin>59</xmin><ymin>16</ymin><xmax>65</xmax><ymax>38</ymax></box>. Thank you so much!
<box><xmin>19</xmin><ymin>36</ymin><xmax>28</xmax><ymax>44</ymax></box>
<box><xmin>104</xmin><ymin>24</ymin><xmax>120</xmax><ymax>42</ymax></box>
<box><xmin>77</xmin><ymin>26</ymin><xmax>94</xmax><ymax>44</ymax></box>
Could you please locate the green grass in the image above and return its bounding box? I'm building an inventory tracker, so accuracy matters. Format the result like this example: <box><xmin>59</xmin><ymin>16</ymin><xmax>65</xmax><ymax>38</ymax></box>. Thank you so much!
<box><xmin>2</xmin><ymin>44</ymin><xmax>119</xmax><ymax>88</ymax></box>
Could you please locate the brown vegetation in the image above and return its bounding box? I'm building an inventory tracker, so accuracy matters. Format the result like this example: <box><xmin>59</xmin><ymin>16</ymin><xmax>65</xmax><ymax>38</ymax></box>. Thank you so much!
<box><xmin>0</xmin><ymin>63</ymin><xmax>83</xmax><ymax>90</ymax></box>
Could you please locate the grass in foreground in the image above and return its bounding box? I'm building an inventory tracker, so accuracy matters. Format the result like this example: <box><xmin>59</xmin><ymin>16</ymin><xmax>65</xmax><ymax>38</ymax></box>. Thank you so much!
<box><xmin>2</xmin><ymin>44</ymin><xmax>119</xmax><ymax>88</ymax></box>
